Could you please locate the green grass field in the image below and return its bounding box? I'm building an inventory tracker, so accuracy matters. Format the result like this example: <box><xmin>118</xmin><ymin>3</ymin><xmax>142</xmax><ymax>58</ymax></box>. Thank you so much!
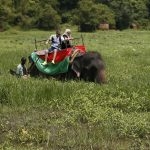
<box><xmin>0</xmin><ymin>29</ymin><xmax>150</xmax><ymax>150</ymax></box>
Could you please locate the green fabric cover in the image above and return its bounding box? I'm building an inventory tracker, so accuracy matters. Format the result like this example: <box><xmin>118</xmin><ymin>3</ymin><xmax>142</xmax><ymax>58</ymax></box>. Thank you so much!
<box><xmin>31</xmin><ymin>52</ymin><xmax>70</xmax><ymax>75</ymax></box>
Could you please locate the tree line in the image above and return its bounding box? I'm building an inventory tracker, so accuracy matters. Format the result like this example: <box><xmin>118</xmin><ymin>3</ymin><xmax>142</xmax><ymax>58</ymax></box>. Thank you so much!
<box><xmin>0</xmin><ymin>0</ymin><xmax>150</xmax><ymax>31</ymax></box>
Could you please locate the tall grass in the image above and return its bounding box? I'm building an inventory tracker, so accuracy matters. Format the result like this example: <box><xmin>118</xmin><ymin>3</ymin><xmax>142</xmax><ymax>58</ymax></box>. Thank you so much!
<box><xmin>0</xmin><ymin>29</ymin><xmax>150</xmax><ymax>149</ymax></box>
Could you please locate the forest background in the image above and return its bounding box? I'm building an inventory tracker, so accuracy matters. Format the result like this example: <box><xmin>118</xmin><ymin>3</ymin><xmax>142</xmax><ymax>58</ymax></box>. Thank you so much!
<box><xmin>0</xmin><ymin>0</ymin><xmax>150</xmax><ymax>32</ymax></box>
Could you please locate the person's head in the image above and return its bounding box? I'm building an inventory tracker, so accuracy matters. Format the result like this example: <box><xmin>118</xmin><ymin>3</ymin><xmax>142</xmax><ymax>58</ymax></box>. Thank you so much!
<box><xmin>65</xmin><ymin>29</ymin><xmax>71</xmax><ymax>36</ymax></box>
<box><xmin>56</xmin><ymin>30</ymin><xmax>61</xmax><ymax>37</ymax></box>
<box><xmin>21</xmin><ymin>57</ymin><xmax>27</xmax><ymax>65</ymax></box>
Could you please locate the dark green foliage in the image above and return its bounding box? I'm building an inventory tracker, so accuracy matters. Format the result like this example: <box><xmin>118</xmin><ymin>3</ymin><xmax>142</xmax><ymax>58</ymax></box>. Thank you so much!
<box><xmin>0</xmin><ymin>2</ymin><xmax>12</xmax><ymax>30</ymax></box>
<box><xmin>0</xmin><ymin>0</ymin><xmax>150</xmax><ymax>30</ymax></box>
<box><xmin>37</xmin><ymin>5</ymin><xmax>61</xmax><ymax>30</ymax></box>
<box><xmin>61</xmin><ymin>12</ymin><xmax>73</xmax><ymax>24</ymax></box>
<box><xmin>73</xmin><ymin>0</ymin><xmax>115</xmax><ymax>31</ymax></box>
<box><xmin>109</xmin><ymin>0</ymin><xmax>149</xmax><ymax>30</ymax></box>
<box><xmin>58</xmin><ymin>0</ymin><xmax>79</xmax><ymax>11</ymax></box>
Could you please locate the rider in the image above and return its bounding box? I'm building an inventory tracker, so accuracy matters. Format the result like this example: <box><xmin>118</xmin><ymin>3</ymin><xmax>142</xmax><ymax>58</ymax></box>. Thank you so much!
<box><xmin>62</xmin><ymin>29</ymin><xmax>73</xmax><ymax>48</ymax></box>
<box><xmin>62</xmin><ymin>28</ymin><xmax>79</xmax><ymax>63</ymax></box>
<box><xmin>63</xmin><ymin>29</ymin><xmax>82</xmax><ymax>63</ymax></box>
<box><xmin>42</xmin><ymin>30</ymin><xmax>64</xmax><ymax>65</ymax></box>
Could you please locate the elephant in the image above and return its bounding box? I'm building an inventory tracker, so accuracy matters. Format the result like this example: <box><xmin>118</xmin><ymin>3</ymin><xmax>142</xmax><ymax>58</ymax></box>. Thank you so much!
<box><xmin>28</xmin><ymin>51</ymin><xmax>106</xmax><ymax>84</ymax></box>
<box><xmin>70</xmin><ymin>51</ymin><xmax>106</xmax><ymax>83</ymax></box>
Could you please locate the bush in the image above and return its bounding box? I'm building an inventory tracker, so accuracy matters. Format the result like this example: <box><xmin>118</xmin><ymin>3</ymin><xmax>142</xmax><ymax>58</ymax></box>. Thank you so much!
<box><xmin>0</xmin><ymin>5</ymin><xmax>11</xmax><ymax>31</ymax></box>
<box><xmin>73</xmin><ymin>0</ymin><xmax>115</xmax><ymax>32</ymax></box>
<box><xmin>37</xmin><ymin>5</ymin><xmax>61</xmax><ymax>30</ymax></box>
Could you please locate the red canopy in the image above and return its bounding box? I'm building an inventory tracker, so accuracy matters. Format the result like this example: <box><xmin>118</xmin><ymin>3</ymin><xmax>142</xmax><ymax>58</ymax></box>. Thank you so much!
<box><xmin>36</xmin><ymin>45</ymin><xmax>86</xmax><ymax>63</ymax></box>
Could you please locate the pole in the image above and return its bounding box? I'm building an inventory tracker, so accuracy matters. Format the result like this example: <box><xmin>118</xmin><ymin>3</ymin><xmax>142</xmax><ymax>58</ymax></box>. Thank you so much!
<box><xmin>81</xmin><ymin>34</ymin><xmax>84</xmax><ymax>46</ymax></box>
<box><xmin>34</xmin><ymin>38</ymin><xmax>37</xmax><ymax>50</ymax></box>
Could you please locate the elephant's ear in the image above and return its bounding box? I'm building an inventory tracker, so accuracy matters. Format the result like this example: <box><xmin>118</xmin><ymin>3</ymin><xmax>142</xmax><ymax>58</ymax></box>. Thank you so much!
<box><xmin>71</xmin><ymin>59</ymin><xmax>81</xmax><ymax>77</ymax></box>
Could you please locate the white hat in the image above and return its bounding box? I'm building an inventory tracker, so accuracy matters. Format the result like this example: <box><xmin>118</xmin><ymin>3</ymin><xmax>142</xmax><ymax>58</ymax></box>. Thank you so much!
<box><xmin>65</xmin><ymin>29</ymin><xmax>71</xmax><ymax>33</ymax></box>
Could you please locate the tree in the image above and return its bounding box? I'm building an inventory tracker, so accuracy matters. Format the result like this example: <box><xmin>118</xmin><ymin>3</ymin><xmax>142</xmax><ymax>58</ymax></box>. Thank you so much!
<box><xmin>10</xmin><ymin>0</ymin><xmax>39</xmax><ymax>28</ymax></box>
<box><xmin>73</xmin><ymin>0</ymin><xmax>115</xmax><ymax>31</ymax></box>
<box><xmin>58</xmin><ymin>0</ymin><xmax>79</xmax><ymax>11</ymax></box>
<box><xmin>0</xmin><ymin>0</ymin><xmax>13</xmax><ymax>30</ymax></box>
<box><xmin>12</xmin><ymin>0</ymin><xmax>21</xmax><ymax>9</ymax></box>
<box><xmin>37</xmin><ymin>5</ymin><xmax>61</xmax><ymax>30</ymax></box>
<box><xmin>95</xmin><ymin>0</ymin><xmax>111</xmax><ymax>5</ymax></box>
<box><xmin>109</xmin><ymin>0</ymin><xmax>149</xmax><ymax>29</ymax></box>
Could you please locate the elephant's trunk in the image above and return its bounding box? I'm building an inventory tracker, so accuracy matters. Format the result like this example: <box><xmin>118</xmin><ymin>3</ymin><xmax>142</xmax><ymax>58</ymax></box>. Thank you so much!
<box><xmin>97</xmin><ymin>69</ymin><xmax>106</xmax><ymax>84</ymax></box>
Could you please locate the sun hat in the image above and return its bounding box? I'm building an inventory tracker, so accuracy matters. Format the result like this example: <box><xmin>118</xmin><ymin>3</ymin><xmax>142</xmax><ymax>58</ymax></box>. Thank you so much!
<box><xmin>65</xmin><ymin>29</ymin><xmax>71</xmax><ymax>33</ymax></box>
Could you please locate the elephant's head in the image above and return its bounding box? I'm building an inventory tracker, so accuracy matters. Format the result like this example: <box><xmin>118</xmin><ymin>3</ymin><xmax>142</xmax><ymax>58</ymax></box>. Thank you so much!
<box><xmin>70</xmin><ymin>51</ymin><xmax>106</xmax><ymax>84</ymax></box>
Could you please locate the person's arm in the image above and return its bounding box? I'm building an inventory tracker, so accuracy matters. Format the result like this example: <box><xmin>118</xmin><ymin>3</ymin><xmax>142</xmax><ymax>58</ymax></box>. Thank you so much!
<box><xmin>45</xmin><ymin>40</ymin><xmax>49</xmax><ymax>45</ymax></box>
<box><xmin>45</xmin><ymin>35</ymin><xmax>52</xmax><ymax>45</ymax></box>
<box><xmin>67</xmin><ymin>37</ymin><xmax>74</xmax><ymax>40</ymax></box>
<box><xmin>68</xmin><ymin>35</ymin><xmax>74</xmax><ymax>40</ymax></box>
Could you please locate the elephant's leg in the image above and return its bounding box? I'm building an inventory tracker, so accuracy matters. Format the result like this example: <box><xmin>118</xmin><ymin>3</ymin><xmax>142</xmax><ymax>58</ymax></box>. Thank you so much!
<box><xmin>81</xmin><ymin>66</ymin><xmax>97</xmax><ymax>82</ymax></box>
<box><xmin>27</xmin><ymin>62</ymin><xmax>34</xmax><ymax>74</ymax></box>
<box><xmin>28</xmin><ymin>63</ymin><xmax>40</xmax><ymax>77</ymax></box>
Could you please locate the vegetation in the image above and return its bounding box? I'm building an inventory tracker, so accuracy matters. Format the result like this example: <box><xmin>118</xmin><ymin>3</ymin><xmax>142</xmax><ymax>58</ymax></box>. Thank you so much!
<box><xmin>0</xmin><ymin>0</ymin><xmax>150</xmax><ymax>31</ymax></box>
<box><xmin>108</xmin><ymin>0</ymin><xmax>150</xmax><ymax>30</ymax></box>
<box><xmin>74</xmin><ymin>0</ymin><xmax>115</xmax><ymax>31</ymax></box>
<box><xmin>0</xmin><ymin>28</ymin><xmax>150</xmax><ymax>149</ymax></box>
